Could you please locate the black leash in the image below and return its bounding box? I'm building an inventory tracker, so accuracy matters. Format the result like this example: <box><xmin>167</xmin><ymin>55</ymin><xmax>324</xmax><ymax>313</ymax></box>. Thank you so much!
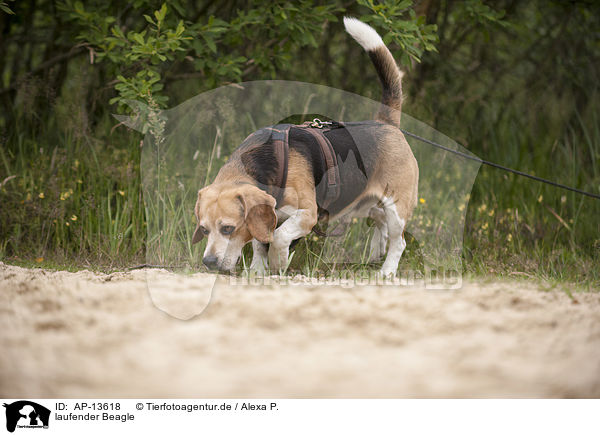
<box><xmin>401</xmin><ymin>129</ymin><xmax>600</xmax><ymax>200</ymax></box>
<box><xmin>128</xmin><ymin>264</ymin><xmax>177</xmax><ymax>270</ymax></box>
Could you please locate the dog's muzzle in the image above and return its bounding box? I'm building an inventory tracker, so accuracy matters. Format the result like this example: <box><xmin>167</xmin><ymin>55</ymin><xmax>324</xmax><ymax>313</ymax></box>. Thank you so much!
<box><xmin>202</xmin><ymin>255</ymin><xmax>219</xmax><ymax>270</ymax></box>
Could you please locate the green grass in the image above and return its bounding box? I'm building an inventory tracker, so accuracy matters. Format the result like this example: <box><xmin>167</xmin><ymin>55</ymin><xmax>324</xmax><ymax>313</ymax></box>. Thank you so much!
<box><xmin>460</xmin><ymin>111</ymin><xmax>600</xmax><ymax>286</ymax></box>
<box><xmin>1</xmin><ymin>105</ymin><xmax>599</xmax><ymax>289</ymax></box>
<box><xmin>0</xmin><ymin>114</ymin><xmax>145</xmax><ymax>268</ymax></box>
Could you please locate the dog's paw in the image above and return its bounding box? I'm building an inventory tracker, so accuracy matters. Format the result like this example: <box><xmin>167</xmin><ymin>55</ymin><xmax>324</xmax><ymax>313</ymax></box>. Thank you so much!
<box><xmin>378</xmin><ymin>265</ymin><xmax>397</xmax><ymax>278</ymax></box>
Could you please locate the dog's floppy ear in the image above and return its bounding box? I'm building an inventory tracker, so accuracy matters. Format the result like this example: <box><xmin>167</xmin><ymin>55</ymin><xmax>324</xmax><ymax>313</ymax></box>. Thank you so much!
<box><xmin>237</xmin><ymin>186</ymin><xmax>277</xmax><ymax>243</ymax></box>
<box><xmin>192</xmin><ymin>188</ymin><xmax>206</xmax><ymax>244</ymax></box>
<box><xmin>192</xmin><ymin>225</ymin><xmax>204</xmax><ymax>244</ymax></box>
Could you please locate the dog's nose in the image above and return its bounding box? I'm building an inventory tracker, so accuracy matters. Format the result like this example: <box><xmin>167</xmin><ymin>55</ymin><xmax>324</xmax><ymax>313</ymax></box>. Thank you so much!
<box><xmin>202</xmin><ymin>255</ymin><xmax>219</xmax><ymax>270</ymax></box>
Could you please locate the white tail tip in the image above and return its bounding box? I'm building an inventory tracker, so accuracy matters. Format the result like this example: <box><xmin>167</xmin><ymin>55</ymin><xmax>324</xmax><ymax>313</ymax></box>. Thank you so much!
<box><xmin>343</xmin><ymin>17</ymin><xmax>384</xmax><ymax>51</ymax></box>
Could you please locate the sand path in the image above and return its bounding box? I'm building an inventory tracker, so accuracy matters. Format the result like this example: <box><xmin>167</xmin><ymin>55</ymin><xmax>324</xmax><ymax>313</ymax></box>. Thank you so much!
<box><xmin>1</xmin><ymin>263</ymin><xmax>599</xmax><ymax>397</ymax></box>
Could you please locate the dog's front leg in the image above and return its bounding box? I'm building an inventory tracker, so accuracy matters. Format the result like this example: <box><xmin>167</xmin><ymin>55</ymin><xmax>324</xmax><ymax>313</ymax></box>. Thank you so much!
<box><xmin>250</xmin><ymin>239</ymin><xmax>269</xmax><ymax>273</ymax></box>
<box><xmin>269</xmin><ymin>208</ymin><xmax>317</xmax><ymax>273</ymax></box>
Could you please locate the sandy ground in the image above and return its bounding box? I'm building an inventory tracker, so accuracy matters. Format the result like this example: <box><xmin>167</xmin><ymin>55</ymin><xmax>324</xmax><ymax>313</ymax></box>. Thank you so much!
<box><xmin>1</xmin><ymin>261</ymin><xmax>599</xmax><ymax>398</ymax></box>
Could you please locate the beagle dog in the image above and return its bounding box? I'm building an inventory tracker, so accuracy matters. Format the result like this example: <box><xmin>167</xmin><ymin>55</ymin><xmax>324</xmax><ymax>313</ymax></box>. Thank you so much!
<box><xmin>192</xmin><ymin>17</ymin><xmax>419</xmax><ymax>276</ymax></box>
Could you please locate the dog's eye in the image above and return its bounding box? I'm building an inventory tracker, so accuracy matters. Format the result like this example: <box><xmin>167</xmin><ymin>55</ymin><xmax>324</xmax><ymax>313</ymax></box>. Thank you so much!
<box><xmin>200</xmin><ymin>226</ymin><xmax>210</xmax><ymax>235</ymax></box>
<box><xmin>220</xmin><ymin>225</ymin><xmax>235</xmax><ymax>235</ymax></box>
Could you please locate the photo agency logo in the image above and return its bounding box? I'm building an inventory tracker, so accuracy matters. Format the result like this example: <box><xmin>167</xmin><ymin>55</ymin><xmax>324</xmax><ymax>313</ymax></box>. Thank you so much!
<box><xmin>3</xmin><ymin>401</ymin><xmax>50</xmax><ymax>433</ymax></box>
<box><xmin>116</xmin><ymin>80</ymin><xmax>480</xmax><ymax>319</ymax></box>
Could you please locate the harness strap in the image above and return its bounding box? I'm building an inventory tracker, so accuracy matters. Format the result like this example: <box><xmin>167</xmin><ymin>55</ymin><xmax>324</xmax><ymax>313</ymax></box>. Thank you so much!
<box><xmin>264</xmin><ymin>121</ymin><xmax>342</xmax><ymax>210</ymax></box>
<box><xmin>296</xmin><ymin>123</ymin><xmax>342</xmax><ymax>210</ymax></box>
<box><xmin>269</xmin><ymin>125</ymin><xmax>290</xmax><ymax>206</ymax></box>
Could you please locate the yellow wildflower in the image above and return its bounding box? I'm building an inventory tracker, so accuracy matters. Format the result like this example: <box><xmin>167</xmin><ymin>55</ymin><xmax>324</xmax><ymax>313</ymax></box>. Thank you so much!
<box><xmin>70</xmin><ymin>215</ymin><xmax>77</xmax><ymax>221</ymax></box>
<box><xmin>419</xmin><ymin>198</ymin><xmax>426</xmax><ymax>204</ymax></box>
<box><xmin>537</xmin><ymin>195</ymin><xmax>543</xmax><ymax>203</ymax></box>
<box><xmin>35</xmin><ymin>257</ymin><xmax>44</xmax><ymax>263</ymax></box>
<box><xmin>118</xmin><ymin>190</ymin><xmax>125</xmax><ymax>196</ymax></box>
<box><xmin>38</xmin><ymin>192</ymin><xmax>45</xmax><ymax>199</ymax></box>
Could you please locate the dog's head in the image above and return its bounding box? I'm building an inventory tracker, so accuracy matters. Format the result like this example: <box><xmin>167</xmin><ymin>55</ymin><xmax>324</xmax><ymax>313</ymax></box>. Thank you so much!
<box><xmin>192</xmin><ymin>183</ymin><xmax>277</xmax><ymax>272</ymax></box>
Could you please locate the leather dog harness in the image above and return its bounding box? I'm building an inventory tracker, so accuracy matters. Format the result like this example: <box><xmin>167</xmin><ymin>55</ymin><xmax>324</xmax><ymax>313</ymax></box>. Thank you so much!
<box><xmin>268</xmin><ymin>119</ymin><xmax>343</xmax><ymax>209</ymax></box>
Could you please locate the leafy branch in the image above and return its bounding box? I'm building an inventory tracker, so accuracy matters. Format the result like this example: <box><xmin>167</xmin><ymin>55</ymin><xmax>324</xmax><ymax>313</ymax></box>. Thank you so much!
<box><xmin>357</xmin><ymin>0</ymin><xmax>439</xmax><ymax>66</ymax></box>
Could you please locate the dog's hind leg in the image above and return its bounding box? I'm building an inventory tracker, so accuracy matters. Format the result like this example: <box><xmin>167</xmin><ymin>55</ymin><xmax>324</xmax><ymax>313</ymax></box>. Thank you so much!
<box><xmin>368</xmin><ymin>207</ymin><xmax>388</xmax><ymax>262</ymax></box>
<box><xmin>379</xmin><ymin>197</ymin><xmax>406</xmax><ymax>277</ymax></box>
<box><xmin>250</xmin><ymin>239</ymin><xmax>269</xmax><ymax>273</ymax></box>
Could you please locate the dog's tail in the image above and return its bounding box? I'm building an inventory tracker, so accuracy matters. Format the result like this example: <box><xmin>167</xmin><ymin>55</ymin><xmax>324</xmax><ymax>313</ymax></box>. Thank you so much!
<box><xmin>343</xmin><ymin>17</ymin><xmax>403</xmax><ymax>128</ymax></box>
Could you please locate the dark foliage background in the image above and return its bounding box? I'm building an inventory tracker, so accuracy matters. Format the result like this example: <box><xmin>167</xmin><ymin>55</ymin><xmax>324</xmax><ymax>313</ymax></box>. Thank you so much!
<box><xmin>0</xmin><ymin>0</ymin><xmax>598</xmax><ymax>283</ymax></box>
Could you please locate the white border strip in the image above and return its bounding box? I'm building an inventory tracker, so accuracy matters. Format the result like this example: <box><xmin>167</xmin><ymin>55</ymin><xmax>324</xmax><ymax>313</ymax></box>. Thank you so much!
<box><xmin>2</xmin><ymin>399</ymin><xmax>599</xmax><ymax>434</ymax></box>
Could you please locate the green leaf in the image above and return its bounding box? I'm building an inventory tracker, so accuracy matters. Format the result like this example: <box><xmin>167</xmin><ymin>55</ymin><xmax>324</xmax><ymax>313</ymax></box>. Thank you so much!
<box><xmin>73</xmin><ymin>1</ymin><xmax>84</xmax><ymax>13</ymax></box>
<box><xmin>132</xmin><ymin>33</ymin><xmax>145</xmax><ymax>45</ymax></box>
<box><xmin>203</xmin><ymin>35</ymin><xmax>217</xmax><ymax>53</ymax></box>
<box><xmin>0</xmin><ymin>2</ymin><xmax>15</xmax><ymax>14</ymax></box>
<box><xmin>155</xmin><ymin>3</ymin><xmax>167</xmax><ymax>23</ymax></box>
<box><xmin>175</xmin><ymin>20</ymin><xmax>185</xmax><ymax>36</ymax></box>
<box><xmin>111</xmin><ymin>26</ymin><xmax>125</xmax><ymax>39</ymax></box>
